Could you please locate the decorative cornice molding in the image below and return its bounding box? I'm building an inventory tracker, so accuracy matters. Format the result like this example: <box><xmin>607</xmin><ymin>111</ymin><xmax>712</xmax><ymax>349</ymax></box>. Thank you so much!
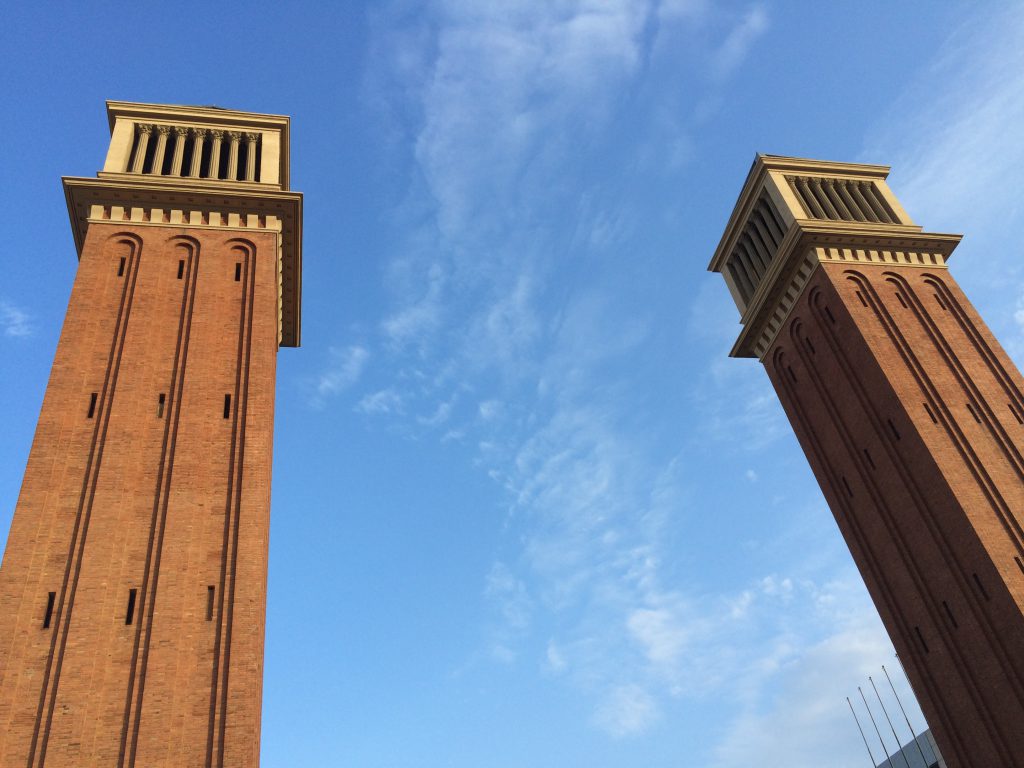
<box><xmin>62</xmin><ymin>175</ymin><xmax>303</xmax><ymax>347</ymax></box>
<box><xmin>730</xmin><ymin>223</ymin><xmax>962</xmax><ymax>359</ymax></box>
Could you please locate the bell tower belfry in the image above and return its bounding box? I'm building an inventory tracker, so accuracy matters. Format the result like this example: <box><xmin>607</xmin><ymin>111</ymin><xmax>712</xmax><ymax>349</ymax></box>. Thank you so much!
<box><xmin>0</xmin><ymin>101</ymin><xmax>302</xmax><ymax>768</ymax></box>
<box><xmin>709</xmin><ymin>155</ymin><xmax>1024</xmax><ymax>768</ymax></box>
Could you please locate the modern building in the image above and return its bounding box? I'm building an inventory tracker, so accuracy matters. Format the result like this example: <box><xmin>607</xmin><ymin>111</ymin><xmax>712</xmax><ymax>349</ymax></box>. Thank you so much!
<box><xmin>0</xmin><ymin>102</ymin><xmax>302</xmax><ymax>767</ymax></box>
<box><xmin>709</xmin><ymin>155</ymin><xmax>1024</xmax><ymax>768</ymax></box>
<box><xmin>875</xmin><ymin>729</ymin><xmax>946</xmax><ymax>768</ymax></box>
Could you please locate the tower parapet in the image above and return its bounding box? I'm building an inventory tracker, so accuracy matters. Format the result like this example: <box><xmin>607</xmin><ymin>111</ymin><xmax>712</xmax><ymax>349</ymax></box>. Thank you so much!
<box><xmin>709</xmin><ymin>155</ymin><xmax>959</xmax><ymax>358</ymax></box>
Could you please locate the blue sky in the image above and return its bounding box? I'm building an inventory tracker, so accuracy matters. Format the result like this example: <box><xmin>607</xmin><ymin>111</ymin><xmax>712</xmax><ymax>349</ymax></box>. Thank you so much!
<box><xmin>2</xmin><ymin>2</ymin><xmax>1024</xmax><ymax>766</ymax></box>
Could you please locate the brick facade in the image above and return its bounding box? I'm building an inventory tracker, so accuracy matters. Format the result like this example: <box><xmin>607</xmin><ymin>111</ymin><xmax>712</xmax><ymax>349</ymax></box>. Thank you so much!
<box><xmin>766</xmin><ymin>262</ymin><xmax>1024</xmax><ymax>767</ymax></box>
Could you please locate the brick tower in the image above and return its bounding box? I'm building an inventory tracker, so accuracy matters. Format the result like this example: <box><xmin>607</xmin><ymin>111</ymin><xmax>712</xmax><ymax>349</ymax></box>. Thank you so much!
<box><xmin>708</xmin><ymin>156</ymin><xmax>1024</xmax><ymax>767</ymax></box>
<box><xmin>0</xmin><ymin>102</ymin><xmax>302</xmax><ymax>768</ymax></box>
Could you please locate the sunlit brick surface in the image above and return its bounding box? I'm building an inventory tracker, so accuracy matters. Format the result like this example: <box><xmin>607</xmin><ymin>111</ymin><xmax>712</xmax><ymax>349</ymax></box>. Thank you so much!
<box><xmin>0</xmin><ymin>222</ymin><xmax>280</xmax><ymax>768</ymax></box>
<box><xmin>766</xmin><ymin>262</ymin><xmax>1024</xmax><ymax>768</ymax></box>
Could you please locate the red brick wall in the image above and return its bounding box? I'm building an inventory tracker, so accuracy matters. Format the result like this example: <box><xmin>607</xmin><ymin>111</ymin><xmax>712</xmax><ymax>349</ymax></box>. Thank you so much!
<box><xmin>0</xmin><ymin>222</ymin><xmax>279</xmax><ymax>768</ymax></box>
<box><xmin>765</xmin><ymin>261</ymin><xmax>1024</xmax><ymax>768</ymax></box>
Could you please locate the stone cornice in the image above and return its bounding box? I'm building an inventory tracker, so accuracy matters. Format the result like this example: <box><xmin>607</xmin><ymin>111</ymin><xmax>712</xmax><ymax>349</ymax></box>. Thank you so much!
<box><xmin>62</xmin><ymin>175</ymin><xmax>303</xmax><ymax>347</ymax></box>
<box><xmin>96</xmin><ymin>170</ymin><xmax>279</xmax><ymax>191</ymax></box>
<box><xmin>730</xmin><ymin>221</ymin><xmax>962</xmax><ymax>359</ymax></box>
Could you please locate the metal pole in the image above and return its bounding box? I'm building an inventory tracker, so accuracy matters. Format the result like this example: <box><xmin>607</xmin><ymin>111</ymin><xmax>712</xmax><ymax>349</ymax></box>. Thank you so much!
<box><xmin>860</xmin><ymin>686</ymin><xmax>894</xmax><ymax>767</ymax></box>
<box><xmin>892</xmin><ymin>659</ymin><xmax>937</xmax><ymax>765</ymax></box>
<box><xmin>883</xmin><ymin>664</ymin><xmax>930</xmax><ymax>767</ymax></box>
<box><xmin>848</xmin><ymin>696</ymin><xmax>879</xmax><ymax>767</ymax></box>
<box><xmin>871</xmin><ymin>676</ymin><xmax>912</xmax><ymax>768</ymax></box>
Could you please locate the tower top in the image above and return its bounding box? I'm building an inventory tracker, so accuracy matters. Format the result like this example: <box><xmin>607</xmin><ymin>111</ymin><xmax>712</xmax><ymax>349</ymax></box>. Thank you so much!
<box><xmin>707</xmin><ymin>154</ymin><xmax>960</xmax><ymax>359</ymax></box>
<box><xmin>62</xmin><ymin>100</ymin><xmax>303</xmax><ymax>346</ymax></box>
<box><xmin>100</xmin><ymin>101</ymin><xmax>293</xmax><ymax>188</ymax></box>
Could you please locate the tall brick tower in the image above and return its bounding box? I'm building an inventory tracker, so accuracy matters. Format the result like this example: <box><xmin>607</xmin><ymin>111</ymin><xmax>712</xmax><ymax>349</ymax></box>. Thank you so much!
<box><xmin>708</xmin><ymin>156</ymin><xmax>1024</xmax><ymax>768</ymax></box>
<box><xmin>0</xmin><ymin>102</ymin><xmax>302</xmax><ymax>768</ymax></box>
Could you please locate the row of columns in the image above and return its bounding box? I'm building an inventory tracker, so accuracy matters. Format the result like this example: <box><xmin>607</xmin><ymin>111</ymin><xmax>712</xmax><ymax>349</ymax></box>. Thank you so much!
<box><xmin>129</xmin><ymin>124</ymin><xmax>260</xmax><ymax>181</ymax></box>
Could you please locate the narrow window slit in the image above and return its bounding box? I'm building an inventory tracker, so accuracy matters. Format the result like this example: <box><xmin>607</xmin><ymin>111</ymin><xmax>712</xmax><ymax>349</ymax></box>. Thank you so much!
<box><xmin>87</xmin><ymin>393</ymin><xmax>98</xmax><ymax>419</ymax></box>
<box><xmin>924</xmin><ymin>402</ymin><xmax>938</xmax><ymax>424</ymax></box>
<box><xmin>914</xmin><ymin>626</ymin><xmax>929</xmax><ymax>653</ymax></box>
<box><xmin>207</xmin><ymin>586</ymin><xmax>215</xmax><ymax>621</ymax></box>
<box><xmin>972</xmin><ymin>573</ymin><xmax>990</xmax><ymax>601</ymax></box>
<box><xmin>177</xmin><ymin>260</ymin><xmax>185</xmax><ymax>279</ymax></box>
<box><xmin>805</xmin><ymin>337</ymin><xmax>815</xmax><ymax>355</ymax></box>
<box><xmin>43</xmin><ymin>591</ymin><xmax>56</xmax><ymax>629</ymax></box>
<box><xmin>234</xmin><ymin>262</ymin><xmax>242</xmax><ymax>282</ymax></box>
<box><xmin>841</xmin><ymin>476</ymin><xmax>853</xmax><ymax>497</ymax></box>
<box><xmin>1009</xmin><ymin>404</ymin><xmax>1023</xmax><ymax>425</ymax></box>
<box><xmin>223</xmin><ymin>394</ymin><xmax>232</xmax><ymax>419</ymax></box>
<box><xmin>966</xmin><ymin>402</ymin><xmax>981</xmax><ymax>423</ymax></box>
<box><xmin>787</xmin><ymin>366</ymin><xmax>797</xmax><ymax>383</ymax></box>
<box><xmin>942</xmin><ymin>600</ymin><xmax>959</xmax><ymax>628</ymax></box>
<box><xmin>863</xmin><ymin>448</ymin><xmax>875</xmax><ymax>469</ymax></box>
<box><xmin>118</xmin><ymin>257</ymin><xmax>126</xmax><ymax>277</ymax></box>
<box><xmin>855</xmin><ymin>291</ymin><xmax>868</xmax><ymax>308</ymax></box>
<box><xmin>1015</xmin><ymin>556</ymin><xmax>1024</xmax><ymax>576</ymax></box>
<box><xmin>125</xmin><ymin>588</ymin><xmax>137</xmax><ymax>625</ymax></box>
<box><xmin>934</xmin><ymin>293</ymin><xmax>947</xmax><ymax>310</ymax></box>
<box><xmin>895</xmin><ymin>292</ymin><xmax>907</xmax><ymax>308</ymax></box>
<box><xmin>887</xmin><ymin>418</ymin><xmax>901</xmax><ymax>441</ymax></box>
<box><xmin>824</xmin><ymin>306</ymin><xmax>836</xmax><ymax>324</ymax></box>
<box><xmin>157</xmin><ymin>393</ymin><xmax>166</xmax><ymax>418</ymax></box>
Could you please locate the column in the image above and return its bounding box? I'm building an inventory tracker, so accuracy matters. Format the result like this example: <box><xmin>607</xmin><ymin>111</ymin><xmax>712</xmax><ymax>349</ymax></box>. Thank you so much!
<box><xmin>150</xmin><ymin>125</ymin><xmax>171</xmax><ymax>175</ymax></box>
<box><xmin>170</xmin><ymin>127</ymin><xmax>189</xmax><ymax>176</ymax></box>
<box><xmin>189</xmin><ymin>128</ymin><xmax>206</xmax><ymax>177</ymax></box>
<box><xmin>244</xmin><ymin>132</ymin><xmax>259</xmax><ymax>181</ymax></box>
<box><xmin>130</xmin><ymin>124</ymin><xmax>152</xmax><ymax>174</ymax></box>
<box><xmin>226</xmin><ymin>131</ymin><xmax>241</xmax><ymax>181</ymax></box>
<box><xmin>207</xmin><ymin>130</ymin><xmax>224</xmax><ymax>179</ymax></box>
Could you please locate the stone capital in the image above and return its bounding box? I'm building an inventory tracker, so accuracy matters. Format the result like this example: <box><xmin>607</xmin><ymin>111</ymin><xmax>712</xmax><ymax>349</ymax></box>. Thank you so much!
<box><xmin>155</xmin><ymin>124</ymin><xmax>172</xmax><ymax>136</ymax></box>
<box><xmin>137</xmin><ymin>123</ymin><xmax>153</xmax><ymax>135</ymax></box>
<box><xmin>244</xmin><ymin>132</ymin><xmax>260</xmax><ymax>143</ymax></box>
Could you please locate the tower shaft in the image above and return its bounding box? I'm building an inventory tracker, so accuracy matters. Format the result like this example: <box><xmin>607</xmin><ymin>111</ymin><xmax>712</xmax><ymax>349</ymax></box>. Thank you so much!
<box><xmin>710</xmin><ymin>156</ymin><xmax>1024</xmax><ymax>768</ymax></box>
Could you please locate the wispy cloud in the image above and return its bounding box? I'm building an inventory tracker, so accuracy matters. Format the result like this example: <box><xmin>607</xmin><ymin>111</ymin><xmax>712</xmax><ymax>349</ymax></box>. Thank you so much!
<box><xmin>357</xmin><ymin>387</ymin><xmax>404</xmax><ymax>416</ymax></box>
<box><xmin>861</xmin><ymin>3</ymin><xmax>1024</xmax><ymax>356</ymax></box>
<box><xmin>0</xmin><ymin>299</ymin><xmax>32</xmax><ymax>338</ymax></box>
<box><xmin>381</xmin><ymin>261</ymin><xmax>445</xmax><ymax>351</ymax></box>
<box><xmin>364</xmin><ymin>0</ymin><xmax>781</xmax><ymax>740</ymax></box>
<box><xmin>484</xmin><ymin>561</ymin><xmax>533</xmax><ymax>663</ymax></box>
<box><xmin>594</xmin><ymin>683</ymin><xmax>659</xmax><ymax>737</ymax></box>
<box><xmin>413</xmin><ymin>0</ymin><xmax>651</xmax><ymax>244</ymax></box>
<box><xmin>709</xmin><ymin>580</ymin><xmax>922</xmax><ymax>768</ymax></box>
<box><xmin>709</xmin><ymin>5</ymin><xmax>768</xmax><ymax>81</ymax></box>
<box><xmin>862</xmin><ymin>4</ymin><xmax>1024</xmax><ymax>232</ymax></box>
<box><xmin>310</xmin><ymin>344</ymin><xmax>368</xmax><ymax>408</ymax></box>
